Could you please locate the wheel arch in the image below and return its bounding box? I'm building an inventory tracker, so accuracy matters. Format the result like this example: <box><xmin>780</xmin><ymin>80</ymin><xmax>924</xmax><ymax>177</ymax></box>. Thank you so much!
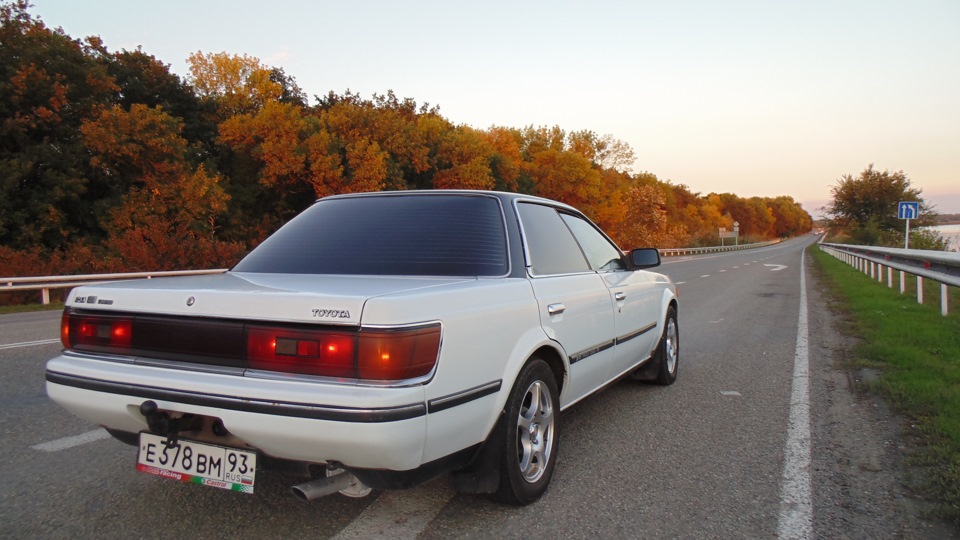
<box><xmin>530</xmin><ymin>344</ymin><xmax>566</xmax><ymax>398</ymax></box>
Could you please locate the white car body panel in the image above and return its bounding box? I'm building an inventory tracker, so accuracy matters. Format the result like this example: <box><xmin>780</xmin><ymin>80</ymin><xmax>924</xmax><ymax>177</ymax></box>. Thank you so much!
<box><xmin>528</xmin><ymin>273</ymin><xmax>617</xmax><ymax>407</ymax></box>
<box><xmin>68</xmin><ymin>273</ymin><xmax>478</xmax><ymax>324</ymax></box>
<box><xmin>603</xmin><ymin>270</ymin><xmax>662</xmax><ymax>377</ymax></box>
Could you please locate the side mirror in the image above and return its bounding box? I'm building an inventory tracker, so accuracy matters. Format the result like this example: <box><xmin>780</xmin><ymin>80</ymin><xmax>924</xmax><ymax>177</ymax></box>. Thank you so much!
<box><xmin>629</xmin><ymin>248</ymin><xmax>661</xmax><ymax>269</ymax></box>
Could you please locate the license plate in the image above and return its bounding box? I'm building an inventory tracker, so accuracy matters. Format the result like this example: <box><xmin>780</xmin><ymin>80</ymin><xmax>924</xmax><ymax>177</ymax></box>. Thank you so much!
<box><xmin>137</xmin><ymin>432</ymin><xmax>257</xmax><ymax>493</ymax></box>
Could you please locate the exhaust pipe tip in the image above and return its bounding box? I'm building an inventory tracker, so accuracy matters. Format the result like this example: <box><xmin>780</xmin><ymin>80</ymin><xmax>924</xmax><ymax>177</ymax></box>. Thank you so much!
<box><xmin>292</xmin><ymin>470</ymin><xmax>364</xmax><ymax>502</ymax></box>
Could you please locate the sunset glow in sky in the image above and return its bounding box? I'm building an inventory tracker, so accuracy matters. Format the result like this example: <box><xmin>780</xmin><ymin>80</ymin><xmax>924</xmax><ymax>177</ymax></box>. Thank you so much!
<box><xmin>32</xmin><ymin>0</ymin><xmax>960</xmax><ymax>216</ymax></box>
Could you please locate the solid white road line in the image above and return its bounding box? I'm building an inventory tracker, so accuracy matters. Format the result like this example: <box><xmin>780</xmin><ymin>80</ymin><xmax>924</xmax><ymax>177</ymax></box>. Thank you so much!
<box><xmin>0</xmin><ymin>338</ymin><xmax>60</xmax><ymax>350</ymax></box>
<box><xmin>777</xmin><ymin>249</ymin><xmax>813</xmax><ymax>539</ymax></box>
<box><xmin>32</xmin><ymin>429</ymin><xmax>111</xmax><ymax>452</ymax></box>
<box><xmin>332</xmin><ymin>477</ymin><xmax>454</xmax><ymax>539</ymax></box>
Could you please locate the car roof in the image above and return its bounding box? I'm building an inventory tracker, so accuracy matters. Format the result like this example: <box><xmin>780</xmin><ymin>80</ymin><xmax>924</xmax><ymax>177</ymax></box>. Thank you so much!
<box><xmin>319</xmin><ymin>190</ymin><xmax>578</xmax><ymax>213</ymax></box>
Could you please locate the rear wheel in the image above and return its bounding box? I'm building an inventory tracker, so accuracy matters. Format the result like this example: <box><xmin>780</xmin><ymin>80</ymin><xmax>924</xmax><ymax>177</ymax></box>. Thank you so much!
<box><xmin>496</xmin><ymin>358</ymin><xmax>559</xmax><ymax>505</ymax></box>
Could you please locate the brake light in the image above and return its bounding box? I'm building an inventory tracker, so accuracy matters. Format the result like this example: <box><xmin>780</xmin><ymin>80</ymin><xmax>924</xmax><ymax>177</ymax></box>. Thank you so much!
<box><xmin>61</xmin><ymin>310</ymin><xmax>134</xmax><ymax>350</ymax></box>
<box><xmin>247</xmin><ymin>326</ymin><xmax>356</xmax><ymax>378</ymax></box>
<box><xmin>245</xmin><ymin>324</ymin><xmax>441</xmax><ymax>381</ymax></box>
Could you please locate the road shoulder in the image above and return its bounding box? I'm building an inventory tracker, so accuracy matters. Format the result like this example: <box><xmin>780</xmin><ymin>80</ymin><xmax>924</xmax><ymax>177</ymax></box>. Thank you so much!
<box><xmin>806</xmin><ymin>252</ymin><xmax>958</xmax><ymax>538</ymax></box>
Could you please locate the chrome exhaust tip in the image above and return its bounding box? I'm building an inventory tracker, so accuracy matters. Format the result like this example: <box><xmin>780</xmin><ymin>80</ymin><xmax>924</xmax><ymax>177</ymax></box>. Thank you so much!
<box><xmin>292</xmin><ymin>470</ymin><xmax>367</xmax><ymax>501</ymax></box>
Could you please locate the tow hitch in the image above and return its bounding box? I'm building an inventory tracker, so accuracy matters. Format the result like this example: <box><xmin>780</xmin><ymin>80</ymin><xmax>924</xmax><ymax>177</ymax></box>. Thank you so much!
<box><xmin>139</xmin><ymin>400</ymin><xmax>199</xmax><ymax>445</ymax></box>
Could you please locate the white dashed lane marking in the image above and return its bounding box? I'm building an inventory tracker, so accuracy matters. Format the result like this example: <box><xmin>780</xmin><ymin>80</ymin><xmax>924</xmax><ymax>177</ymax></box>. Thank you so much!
<box><xmin>332</xmin><ymin>478</ymin><xmax>454</xmax><ymax>539</ymax></box>
<box><xmin>0</xmin><ymin>338</ymin><xmax>60</xmax><ymax>350</ymax></box>
<box><xmin>32</xmin><ymin>429</ymin><xmax>111</xmax><ymax>452</ymax></box>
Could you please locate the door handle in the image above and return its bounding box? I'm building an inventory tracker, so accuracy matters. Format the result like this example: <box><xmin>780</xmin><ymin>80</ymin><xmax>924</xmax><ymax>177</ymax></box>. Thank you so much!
<box><xmin>615</xmin><ymin>292</ymin><xmax>626</xmax><ymax>302</ymax></box>
<box><xmin>547</xmin><ymin>303</ymin><xmax>566</xmax><ymax>316</ymax></box>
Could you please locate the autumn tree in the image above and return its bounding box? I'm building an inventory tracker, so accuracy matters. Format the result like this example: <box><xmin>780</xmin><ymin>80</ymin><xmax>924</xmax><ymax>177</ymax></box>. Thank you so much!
<box><xmin>188</xmin><ymin>51</ymin><xmax>283</xmax><ymax>117</ymax></box>
<box><xmin>768</xmin><ymin>196</ymin><xmax>812</xmax><ymax>237</ymax></box>
<box><xmin>426</xmin><ymin>124</ymin><xmax>496</xmax><ymax>191</ymax></box>
<box><xmin>481</xmin><ymin>126</ymin><xmax>523</xmax><ymax>192</ymax></box>
<box><xmin>81</xmin><ymin>104</ymin><xmax>241</xmax><ymax>270</ymax></box>
<box><xmin>567</xmin><ymin>130</ymin><xmax>636</xmax><ymax>173</ymax></box>
<box><xmin>104</xmin><ymin>47</ymin><xmax>218</xmax><ymax>153</ymax></box>
<box><xmin>618</xmin><ymin>183</ymin><xmax>673</xmax><ymax>249</ymax></box>
<box><xmin>0</xmin><ymin>0</ymin><xmax>117</xmax><ymax>249</ymax></box>
<box><xmin>316</xmin><ymin>90</ymin><xmax>433</xmax><ymax>191</ymax></box>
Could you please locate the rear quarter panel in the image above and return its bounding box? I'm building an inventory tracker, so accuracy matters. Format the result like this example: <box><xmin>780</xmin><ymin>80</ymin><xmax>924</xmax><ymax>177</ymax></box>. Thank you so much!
<box><xmin>360</xmin><ymin>278</ymin><xmax>553</xmax><ymax>463</ymax></box>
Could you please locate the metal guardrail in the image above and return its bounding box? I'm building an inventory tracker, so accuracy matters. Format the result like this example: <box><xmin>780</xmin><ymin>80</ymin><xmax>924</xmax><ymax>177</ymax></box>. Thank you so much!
<box><xmin>819</xmin><ymin>242</ymin><xmax>960</xmax><ymax>316</ymax></box>
<box><xmin>3</xmin><ymin>238</ymin><xmax>784</xmax><ymax>305</ymax></box>
<box><xmin>1</xmin><ymin>269</ymin><xmax>228</xmax><ymax>305</ymax></box>
<box><xmin>658</xmin><ymin>239</ymin><xmax>781</xmax><ymax>257</ymax></box>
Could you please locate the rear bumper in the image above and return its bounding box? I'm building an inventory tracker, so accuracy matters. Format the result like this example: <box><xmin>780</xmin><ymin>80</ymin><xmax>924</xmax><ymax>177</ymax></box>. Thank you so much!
<box><xmin>45</xmin><ymin>354</ymin><xmax>429</xmax><ymax>471</ymax></box>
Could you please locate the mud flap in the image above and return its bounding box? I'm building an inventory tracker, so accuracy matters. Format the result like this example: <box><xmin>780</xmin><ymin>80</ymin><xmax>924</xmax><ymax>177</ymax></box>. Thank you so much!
<box><xmin>450</xmin><ymin>413</ymin><xmax>505</xmax><ymax>494</ymax></box>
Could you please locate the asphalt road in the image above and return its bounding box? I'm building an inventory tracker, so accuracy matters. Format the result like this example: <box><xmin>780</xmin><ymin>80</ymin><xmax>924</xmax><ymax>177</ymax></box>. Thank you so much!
<box><xmin>0</xmin><ymin>236</ymin><xmax>940</xmax><ymax>538</ymax></box>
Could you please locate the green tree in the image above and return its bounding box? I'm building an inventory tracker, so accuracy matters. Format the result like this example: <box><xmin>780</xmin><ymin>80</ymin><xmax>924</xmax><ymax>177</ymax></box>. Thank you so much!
<box><xmin>827</xmin><ymin>165</ymin><xmax>932</xmax><ymax>236</ymax></box>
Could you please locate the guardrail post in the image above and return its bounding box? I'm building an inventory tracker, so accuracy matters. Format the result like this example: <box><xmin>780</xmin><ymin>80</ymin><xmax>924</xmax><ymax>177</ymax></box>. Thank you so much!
<box><xmin>942</xmin><ymin>284</ymin><xmax>949</xmax><ymax>316</ymax></box>
<box><xmin>917</xmin><ymin>276</ymin><xmax>924</xmax><ymax>305</ymax></box>
<box><xmin>877</xmin><ymin>264</ymin><xmax>884</xmax><ymax>283</ymax></box>
<box><xmin>899</xmin><ymin>271</ymin><xmax>906</xmax><ymax>294</ymax></box>
<box><xmin>887</xmin><ymin>267</ymin><xmax>893</xmax><ymax>288</ymax></box>
<box><xmin>41</xmin><ymin>288</ymin><xmax>49</xmax><ymax>305</ymax></box>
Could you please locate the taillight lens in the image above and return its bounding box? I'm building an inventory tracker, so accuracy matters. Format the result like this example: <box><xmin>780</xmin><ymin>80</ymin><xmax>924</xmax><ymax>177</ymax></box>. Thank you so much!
<box><xmin>246</xmin><ymin>326</ymin><xmax>356</xmax><ymax>378</ymax></box>
<box><xmin>357</xmin><ymin>326</ymin><xmax>442</xmax><ymax>381</ymax></box>
<box><xmin>246</xmin><ymin>324</ymin><xmax>441</xmax><ymax>381</ymax></box>
<box><xmin>61</xmin><ymin>310</ymin><xmax>134</xmax><ymax>351</ymax></box>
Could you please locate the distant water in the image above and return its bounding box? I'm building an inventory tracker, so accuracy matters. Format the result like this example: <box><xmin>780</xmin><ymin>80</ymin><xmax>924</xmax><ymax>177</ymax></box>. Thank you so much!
<box><xmin>931</xmin><ymin>224</ymin><xmax>960</xmax><ymax>251</ymax></box>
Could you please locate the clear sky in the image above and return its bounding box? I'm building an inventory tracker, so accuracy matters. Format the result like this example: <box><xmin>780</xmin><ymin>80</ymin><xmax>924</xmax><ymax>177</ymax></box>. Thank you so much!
<box><xmin>29</xmin><ymin>0</ymin><xmax>960</xmax><ymax>216</ymax></box>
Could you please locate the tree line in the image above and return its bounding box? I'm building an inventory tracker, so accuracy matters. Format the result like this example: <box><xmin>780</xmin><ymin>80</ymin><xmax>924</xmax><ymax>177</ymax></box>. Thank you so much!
<box><xmin>0</xmin><ymin>1</ymin><xmax>812</xmax><ymax>284</ymax></box>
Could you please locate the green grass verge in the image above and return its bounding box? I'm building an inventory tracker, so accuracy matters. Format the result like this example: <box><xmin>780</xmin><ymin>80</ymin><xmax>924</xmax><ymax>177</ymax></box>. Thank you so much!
<box><xmin>810</xmin><ymin>247</ymin><xmax>960</xmax><ymax>523</ymax></box>
<box><xmin>0</xmin><ymin>302</ymin><xmax>63</xmax><ymax>315</ymax></box>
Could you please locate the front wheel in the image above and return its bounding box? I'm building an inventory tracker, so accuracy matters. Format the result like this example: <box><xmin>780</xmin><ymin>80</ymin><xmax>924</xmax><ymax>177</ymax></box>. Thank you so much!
<box><xmin>496</xmin><ymin>358</ymin><xmax>559</xmax><ymax>505</ymax></box>
<box><xmin>652</xmin><ymin>305</ymin><xmax>679</xmax><ymax>385</ymax></box>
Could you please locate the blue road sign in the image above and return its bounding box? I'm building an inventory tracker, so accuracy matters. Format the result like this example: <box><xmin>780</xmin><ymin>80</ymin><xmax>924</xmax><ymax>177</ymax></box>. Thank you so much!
<box><xmin>897</xmin><ymin>201</ymin><xmax>919</xmax><ymax>220</ymax></box>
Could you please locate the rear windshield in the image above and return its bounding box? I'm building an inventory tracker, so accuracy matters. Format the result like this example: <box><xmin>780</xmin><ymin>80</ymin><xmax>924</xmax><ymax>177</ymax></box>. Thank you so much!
<box><xmin>233</xmin><ymin>194</ymin><xmax>509</xmax><ymax>276</ymax></box>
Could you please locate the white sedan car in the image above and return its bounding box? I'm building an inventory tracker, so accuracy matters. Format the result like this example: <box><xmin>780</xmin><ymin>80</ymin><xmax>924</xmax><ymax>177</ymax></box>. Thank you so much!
<box><xmin>46</xmin><ymin>190</ymin><xmax>678</xmax><ymax>505</ymax></box>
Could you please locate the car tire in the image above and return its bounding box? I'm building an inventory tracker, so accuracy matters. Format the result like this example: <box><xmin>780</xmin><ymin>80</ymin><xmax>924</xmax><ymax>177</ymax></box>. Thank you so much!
<box><xmin>496</xmin><ymin>357</ymin><xmax>559</xmax><ymax>505</ymax></box>
<box><xmin>651</xmin><ymin>305</ymin><xmax>679</xmax><ymax>385</ymax></box>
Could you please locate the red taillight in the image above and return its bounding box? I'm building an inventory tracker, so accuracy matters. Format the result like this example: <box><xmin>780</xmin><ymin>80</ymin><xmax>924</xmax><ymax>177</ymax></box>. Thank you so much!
<box><xmin>61</xmin><ymin>310</ymin><xmax>133</xmax><ymax>350</ymax></box>
<box><xmin>245</xmin><ymin>324</ymin><xmax>441</xmax><ymax>381</ymax></box>
<box><xmin>247</xmin><ymin>326</ymin><xmax>357</xmax><ymax>378</ymax></box>
<box><xmin>60</xmin><ymin>308</ymin><xmax>441</xmax><ymax>382</ymax></box>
